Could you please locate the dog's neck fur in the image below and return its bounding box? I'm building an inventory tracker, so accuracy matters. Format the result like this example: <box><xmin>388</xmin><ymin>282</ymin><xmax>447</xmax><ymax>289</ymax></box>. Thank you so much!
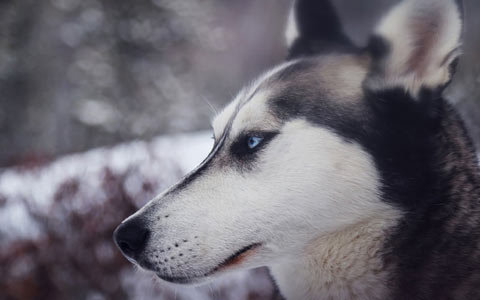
<box><xmin>270</xmin><ymin>100</ymin><xmax>480</xmax><ymax>300</ymax></box>
<box><xmin>383</xmin><ymin>101</ymin><xmax>480</xmax><ymax>299</ymax></box>
<box><xmin>270</xmin><ymin>214</ymin><xmax>398</xmax><ymax>300</ymax></box>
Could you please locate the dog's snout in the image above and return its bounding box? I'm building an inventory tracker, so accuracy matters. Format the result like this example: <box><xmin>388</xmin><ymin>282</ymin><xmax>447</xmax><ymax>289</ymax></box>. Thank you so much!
<box><xmin>113</xmin><ymin>217</ymin><xmax>149</xmax><ymax>258</ymax></box>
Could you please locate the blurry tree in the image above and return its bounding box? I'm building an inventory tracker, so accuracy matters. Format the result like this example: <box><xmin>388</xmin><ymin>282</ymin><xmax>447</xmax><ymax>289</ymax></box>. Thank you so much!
<box><xmin>0</xmin><ymin>0</ymin><xmax>287</xmax><ymax>167</ymax></box>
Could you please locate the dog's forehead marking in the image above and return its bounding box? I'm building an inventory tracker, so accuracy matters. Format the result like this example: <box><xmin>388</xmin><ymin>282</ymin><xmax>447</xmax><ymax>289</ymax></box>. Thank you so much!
<box><xmin>273</xmin><ymin>54</ymin><xmax>370</xmax><ymax>103</ymax></box>
<box><xmin>212</xmin><ymin>54</ymin><xmax>369</xmax><ymax>139</ymax></box>
<box><xmin>212</xmin><ymin>98</ymin><xmax>239</xmax><ymax>139</ymax></box>
<box><xmin>212</xmin><ymin>60</ymin><xmax>298</xmax><ymax>138</ymax></box>
<box><xmin>230</xmin><ymin>90</ymin><xmax>280</xmax><ymax>137</ymax></box>
<box><xmin>316</xmin><ymin>54</ymin><xmax>370</xmax><ymax>102</ymax></box>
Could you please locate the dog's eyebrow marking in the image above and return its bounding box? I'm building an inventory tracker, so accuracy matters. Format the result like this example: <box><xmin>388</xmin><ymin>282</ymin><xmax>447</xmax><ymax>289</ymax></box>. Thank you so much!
<box><xmin>215</xmin><ymin>102</ymin><xmax>240</xmax><ymax>144</ymax></box>
<box><xmin>273</xmin><ymin>58</ymin><xmax>318</xmax><ymax>81</ymax></box>
<box><xmin>238</xmin><ymin>60</ymin><xmax>299</xmax><ymax>109</ymax></box>
<box><xmin>212</xmin><ymin>60</ymin><xmax>298</xmax><ymax>141</ymax></box>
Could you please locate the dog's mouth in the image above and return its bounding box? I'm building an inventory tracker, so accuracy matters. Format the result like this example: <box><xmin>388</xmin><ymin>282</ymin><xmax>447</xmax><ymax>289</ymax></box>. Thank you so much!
<box><xmin>157</xmin><ymin>243</ymin><xmax>262</xmax><ymax>284</ymax></box>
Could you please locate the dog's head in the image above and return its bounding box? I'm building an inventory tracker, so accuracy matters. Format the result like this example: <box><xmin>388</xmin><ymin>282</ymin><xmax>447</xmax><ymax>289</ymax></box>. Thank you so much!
<box><xmin>114</xmin><ymin>0</ymin><xmax>463</xmax><ymax>284</ymax></box>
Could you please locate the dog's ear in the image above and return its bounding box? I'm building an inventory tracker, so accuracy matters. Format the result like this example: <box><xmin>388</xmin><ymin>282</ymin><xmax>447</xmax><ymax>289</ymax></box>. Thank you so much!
<box><xmin>285</xmin><ymin>0</ymin><xmax>353</xmax><ymax>59</ymax></box>
<box><xmin>365</xmin><ymin>0</ymin><xmax>464</xmax><ymax>97</ymax></box>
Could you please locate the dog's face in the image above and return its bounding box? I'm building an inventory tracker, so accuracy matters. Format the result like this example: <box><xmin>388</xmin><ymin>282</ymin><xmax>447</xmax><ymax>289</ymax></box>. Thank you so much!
<box><xmin>114</xmin><ymin>0</ymin><xmax>463</xmax><ymax>285</ymax></box>
<box><xmin>120</xmin><ymin>55</ymin><xmax>385</xmax><ymax>284</ymax></box>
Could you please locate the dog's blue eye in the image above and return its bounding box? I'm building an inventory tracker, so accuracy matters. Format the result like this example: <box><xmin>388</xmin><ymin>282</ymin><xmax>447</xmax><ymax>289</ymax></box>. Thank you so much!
<box><xmin>247</xmin><ymin>136</ymin><xmax>263</xmax><ymax>149</ymax></box>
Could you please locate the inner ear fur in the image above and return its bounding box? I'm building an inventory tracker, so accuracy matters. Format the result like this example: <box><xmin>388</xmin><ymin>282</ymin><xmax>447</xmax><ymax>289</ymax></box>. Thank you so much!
<box><xmin>365</xmin><ymin>0</ymin><xmax>464</xmax><ymax>97</ymax></box>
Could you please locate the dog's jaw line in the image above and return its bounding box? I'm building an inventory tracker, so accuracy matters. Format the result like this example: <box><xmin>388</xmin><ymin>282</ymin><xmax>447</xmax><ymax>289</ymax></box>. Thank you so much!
<box><xmin>156</xmin><ymin>243</ymin><xmax>263</xmax><ymax>284</ymax></box>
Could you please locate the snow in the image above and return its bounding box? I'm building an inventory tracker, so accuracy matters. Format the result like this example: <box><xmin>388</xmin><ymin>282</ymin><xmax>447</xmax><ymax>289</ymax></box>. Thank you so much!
<box><xmin>0</xmin><ymin>131</ymin><xmax>212</xmax><ymax>242</ymax></box>
<box><xmin>0</xmin><ymin>131</ymin><xmax>212</xmax><ymax>206</ymax></box>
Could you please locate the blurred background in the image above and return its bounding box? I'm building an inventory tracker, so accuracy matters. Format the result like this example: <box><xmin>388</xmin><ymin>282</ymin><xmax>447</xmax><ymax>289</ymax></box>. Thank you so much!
<box><xmin>0</xmin><ymin>0</ymin><xmax>479</xmax><ymax>299</ymax></box>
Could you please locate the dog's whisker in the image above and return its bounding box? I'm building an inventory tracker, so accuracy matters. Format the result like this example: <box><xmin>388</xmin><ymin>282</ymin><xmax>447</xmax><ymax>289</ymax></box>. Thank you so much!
<box><xmin>201</xmin><ymin>95</ymin><xmax>218</xmax><ymax>117</ymax></box>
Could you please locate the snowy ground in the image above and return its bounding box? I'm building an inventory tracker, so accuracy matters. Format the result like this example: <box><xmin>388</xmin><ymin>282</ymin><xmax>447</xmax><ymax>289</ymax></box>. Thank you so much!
<box><xmin>0</xmin><ymin>132</ymin><xmax>212</xmax><ymax>239</ymax></box>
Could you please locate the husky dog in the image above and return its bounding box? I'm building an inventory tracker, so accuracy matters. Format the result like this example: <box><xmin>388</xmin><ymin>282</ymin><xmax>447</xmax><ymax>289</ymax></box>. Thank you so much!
<box><xmin>114</xmin><ymin>0</ymin><xmax>480</xmax><ymax>299</ymax></box>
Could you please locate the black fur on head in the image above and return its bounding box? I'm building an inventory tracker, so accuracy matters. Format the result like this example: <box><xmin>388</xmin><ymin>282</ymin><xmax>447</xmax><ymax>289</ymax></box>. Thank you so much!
<box><xmin>287</xmin><ymin>0</ymin><xmax>355</xmax><ymax>59</ymax></box>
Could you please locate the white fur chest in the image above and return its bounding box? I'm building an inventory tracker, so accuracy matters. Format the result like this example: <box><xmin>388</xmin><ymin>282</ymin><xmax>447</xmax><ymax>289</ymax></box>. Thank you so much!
<box><xmin>270</xmin><ymin>218</ymin><xmax>397</xmax><ymax>300</ymax></box>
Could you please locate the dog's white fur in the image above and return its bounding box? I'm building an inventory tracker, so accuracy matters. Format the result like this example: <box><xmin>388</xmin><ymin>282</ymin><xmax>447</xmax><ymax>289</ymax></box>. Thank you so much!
<box><xmin>271</xmin><ymin>214</ymin><xmax>398</xmax><ymax>300</ymax></box>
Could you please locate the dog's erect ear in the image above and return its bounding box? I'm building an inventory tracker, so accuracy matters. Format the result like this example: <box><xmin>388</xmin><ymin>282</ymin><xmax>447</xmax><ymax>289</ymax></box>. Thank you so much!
<box><xmin>285</xmin><ymin>0</ymin><xmax>353</xmax><ymax>59</ymax></box>
<box><xmin>366</xmin><ymin>0</ymin><xmax>464</xmax><ymax>96</ymax></box>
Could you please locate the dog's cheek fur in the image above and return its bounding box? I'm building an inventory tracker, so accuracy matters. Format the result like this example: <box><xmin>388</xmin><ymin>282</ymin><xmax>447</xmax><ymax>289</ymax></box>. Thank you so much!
<box><xmin>264</xmin><ymin>121</ymin><xmax>401</xmax><ymax>300</ymax></box>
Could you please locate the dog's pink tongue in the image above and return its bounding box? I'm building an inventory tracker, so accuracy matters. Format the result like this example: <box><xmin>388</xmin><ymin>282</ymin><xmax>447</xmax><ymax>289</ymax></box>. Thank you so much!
<box><xmin>218</xmin><ymin>244</ymin><xmax>261</xmax><ymax>271</ymax></box>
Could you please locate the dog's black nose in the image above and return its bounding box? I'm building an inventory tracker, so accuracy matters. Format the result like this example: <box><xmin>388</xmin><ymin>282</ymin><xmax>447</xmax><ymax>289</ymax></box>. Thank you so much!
<box><xmin>113</xmin><ymin>217</ymin><xmax>149</xmax><ymax>258</ymax></box>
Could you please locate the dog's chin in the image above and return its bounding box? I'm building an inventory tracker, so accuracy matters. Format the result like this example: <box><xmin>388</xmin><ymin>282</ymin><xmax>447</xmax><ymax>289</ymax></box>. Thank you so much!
<box><xmin>155</xmin><ymin>273</ymin><xmax>213</xmax><ymax>286</ymax></box>
<box><xmin>154</xmin><ymin>243</ymin><xmax>263</xmax><ymax>286</ymax></box>
<box><xmin>129</xmin><ymin>257</ymin><xmax>215</xmax><ymax>286</ymax></box>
